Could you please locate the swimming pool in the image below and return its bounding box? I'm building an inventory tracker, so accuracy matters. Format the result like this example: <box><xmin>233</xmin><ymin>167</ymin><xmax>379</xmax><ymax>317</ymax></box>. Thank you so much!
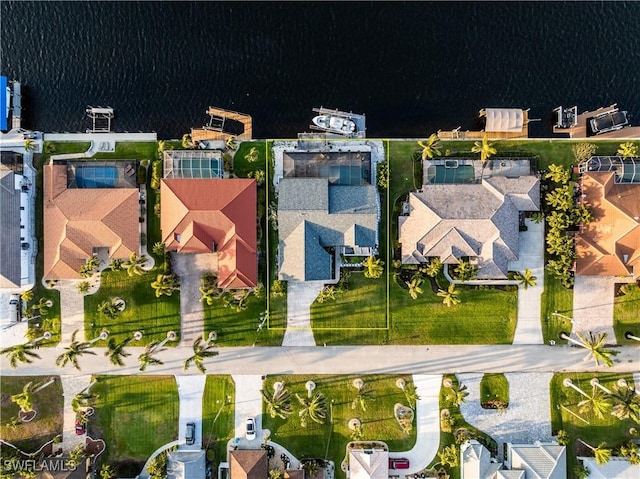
<box><xmin>76</xmin><ymin>166</ymin><xmax>119</xmax><ymax>188</ymax></box>
<box><xmin>427</xmin><ymin>164</ymin><xmax>475</xmax><ymax>184</ymax></box>
<box><xmin>176</xmin><ymin>158</ymin><xmax>222</xmax><ymax>178</ymax></box>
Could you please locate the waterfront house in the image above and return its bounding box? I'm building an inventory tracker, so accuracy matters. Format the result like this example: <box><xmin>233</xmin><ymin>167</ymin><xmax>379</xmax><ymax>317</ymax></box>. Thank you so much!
<box><xmin>399</xmin><ymin>159</ymin><xmax>539</xmax><ymax>279</ymax></box>
<box><xmin>43</xmin><ymin>163</ymin><xmax>139</xmax><ymax>279</ymax></box>
<box><xmin>575</xmin><ymin>158</ymin><xmax>640</xmax><ymax>278</ymax></box>
<box><xmin>160</xmin><ymin>177</ymin><xmax>257</xmax><ymax>289</ymax></box>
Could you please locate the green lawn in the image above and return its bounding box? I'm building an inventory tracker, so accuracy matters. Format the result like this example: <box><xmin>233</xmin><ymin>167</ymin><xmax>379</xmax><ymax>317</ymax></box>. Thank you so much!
<box><xmin>389</xmin><ymin>282</ymin><xmax>518</xmax><ymax>344</ymax></box>
<box><xmin>262</xmin><ymin>374</ymin><xmax>416</xmax><ymax>478</ymax></box>
<box><xmin>203</xmin><ymin>293</ymin><xmax>284</xmax><ymax>347</ymax></box>
<box><xmin>549</xmin><ymin>372</ymin><xmax>637</xmax><ymax>478</ymax></box>
<box><xmin>540</xmin><ymin>270</ymin><xmax>574</xmax><ymax>345</ymax></box>
<box><xmin>92</xmin><ymin>142</ymin><xmax>158</xmax><ymax>160</ymax></box>
<box><xmin>90</xmin><ymin>376</ymin><xmax>179</xmax><ymax>466</ymax></box>
<box><xmin>613</xmin><ymin>283</ymin><xmax>640</xmax><ymax>345</ymax></box>
<box><xmin>84</xmin><ymin>268</ymin><xmax>181</xmax><ymax>346</ymax></box>
<box><xmin>311</xmin><ymin>273</ymin><xmax>388</xmax><ymax>345</ymax></box>
<box><xmin>479</xmin><ymin>373</ymin><xmax>509</xmax><ymax>407</ymax></box>
<box><xmin>0</xmin><ymin>376</ymin><xmax>63</xmax><ymax>452</ymax></box>
<box><xmin>201</xmin><ymin>376</ymin><xmax>236</xmax><ymax>466</ymax></box>
<box><xmin>431</xmin><ymin>374</ymin><xmax>498</xmax><ymax>479</ymax></box>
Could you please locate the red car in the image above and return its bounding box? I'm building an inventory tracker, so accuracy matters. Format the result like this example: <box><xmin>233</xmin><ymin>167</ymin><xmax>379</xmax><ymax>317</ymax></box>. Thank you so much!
<box><xmin>389</xmin><ymin>458</ymin><xmax>410</xmax><ymax>470</ymax></box>
<box><xmin>75</xmin><ymin>415</ymin><xmax>86</xmax><ymax>435</ymax></box>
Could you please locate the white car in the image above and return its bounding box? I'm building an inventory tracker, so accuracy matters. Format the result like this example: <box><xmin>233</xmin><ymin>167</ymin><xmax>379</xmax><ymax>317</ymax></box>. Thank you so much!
<box><xmin>245</xmin><ymin>417</ymin><xmax>256</xmax><ymax>440</ymax></box>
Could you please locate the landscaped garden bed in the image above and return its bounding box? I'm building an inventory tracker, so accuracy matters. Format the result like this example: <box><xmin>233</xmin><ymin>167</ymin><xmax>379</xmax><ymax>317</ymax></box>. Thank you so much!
<box><xmin>479</xmin><ymin>374</ymin><xmax>509</xmax><ymax>410</ymax></box>
<box><xmin>262</xmin><ymin>374</ymin><xmax>416</xmax><ymax>477</ymax></box>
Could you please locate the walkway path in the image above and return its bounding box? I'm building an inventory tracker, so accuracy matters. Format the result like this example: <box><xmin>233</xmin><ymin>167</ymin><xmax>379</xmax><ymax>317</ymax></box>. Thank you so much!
<box><xmin>391</xmin><ymin>375</ymin><xmax>441</xmax><ymax>474</ymax></box>
<box><xmin>283</xmin><ymin>281</ymin><xmax>322</xmax><ymax>346</ymax></box>
<box><xmin>60</xmin><ymin>375</ymin><xmax>91</xmax><ymax>453</ymax></box>
<box><xmin>176</xmin><ymin>375</ymin><xmax>207</xmax><ymax>449</ymax></box>
<box><xmin>509</xmin><ymin>219</ymin><xmax>545</xmax><ymax>345</ymax></box>
<box><xmin>573</xmin><ymin>275</ymin><xmax>619</xmax><ymax>338</ymax></box>
<box><xmin>231</xmin><ymin>375</ymin><xmax>264</xmax><ymax>449</ymax></box>
<box><xmin>172</xmin><ymin>253</ymin><xmax>217</xmax><ymax>346</ymax></box>
<box><xmin>458</xmin><ymin>372</ymin><xmax>553</xmax><ymax>460</ymax></box>
<box><xmin>3</xmin><ymin>344</ymin><xmax>638</xmax><ymax>377</ymax></box>
<box><xmin>58</xmin><ymin>281</ymin><xmax>88</xmax><ymax>344</ymax></box>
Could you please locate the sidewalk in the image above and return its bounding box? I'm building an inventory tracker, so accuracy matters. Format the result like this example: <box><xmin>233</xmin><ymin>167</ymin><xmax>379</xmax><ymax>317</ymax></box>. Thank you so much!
<box><xmin>509</xmin><ymin>219</ymin><xmax>545</xmax><ymax>345</ymax></box>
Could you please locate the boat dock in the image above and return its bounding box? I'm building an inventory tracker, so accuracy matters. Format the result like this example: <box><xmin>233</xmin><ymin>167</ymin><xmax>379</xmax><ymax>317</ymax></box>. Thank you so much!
<box><xmin>553</xmin><ymin>104</ymin><xmax>640</xmax><ymax>139</ymax></box>
<box><xmin>11</xmin><ymin>81</ymin><xmax>21</xmax><ymax>130</ymax></box>
<box><xmin>86</xmin><ymin>106</ymin><xmax>114</xmax><ymax>132</ymax></box>
<box><xmin>191</xmin><ymin>107</ymin><xmax>253</xmax><ymax>142</ymax></box>
<box><xmin>438</xmin><ymin>108</ymin><xmax>530</xmax><ymax>140</ymax></box>
<box><xmin>310</xmin><ymin>107</ymin><xmax>366</xmax><ymax>138</ymax></box>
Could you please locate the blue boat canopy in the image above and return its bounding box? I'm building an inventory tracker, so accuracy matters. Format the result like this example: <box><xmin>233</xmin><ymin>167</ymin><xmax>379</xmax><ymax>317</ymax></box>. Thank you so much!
<box><xmin>0</xmin><ymin>76</ymin><xmax>8</xmax><ymax>131</ymax></box>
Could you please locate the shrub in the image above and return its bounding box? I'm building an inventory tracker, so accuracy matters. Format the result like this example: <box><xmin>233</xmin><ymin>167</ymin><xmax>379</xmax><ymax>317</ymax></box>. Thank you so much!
<box><xmin>376</xmin><ymin>161</ymin><xmax>389</xmax><ymax>189</ymax></box>
<box><xmin>150</xmin><ymin>160</ymin><xmax>162</xmax><ymax>190</ymax></box>
<box><xmin>137</xmin><ymin>164</ymin><xmax>147</xmax><ymax>185</ymax></box>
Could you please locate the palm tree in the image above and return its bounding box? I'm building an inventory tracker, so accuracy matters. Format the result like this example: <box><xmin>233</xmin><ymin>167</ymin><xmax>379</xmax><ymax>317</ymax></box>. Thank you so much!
<box><xmin>403</xmin><ymin>383</ymin><xmax>421</xmax><ymax>409</ymax></box>
<box><xmin>104</xmin><ymin>337</ymin><xmax>132</xmax><ymax>367</ymax></box>
<box><xmin>559</xmin><ymin>331</ymin><xmax>619</xmax><ymax>367</ymax></box>
<box><xmin>296</xmin><ymin>391</ymin><xmax>328</xmax><ymax>427</ymax></box>
<box><xmin>471</xmin><ymin>134</ymin><xmax>497</xmax><ymax>165</ymax></box>
<box><xmin>181</xmin><ymin>134</ymin><xmax>194</xmax><ymax>149</ymax></box>
<box><xmin>183</xmin><ymin>337</ymin><xmax>219</xmax><ymax>374</ymax></box>
<box><xmin>55</xmin><ymin>330</ymin><xmax>97</xmax><ymax>370</ymax></box>
<box><xmin>578</xmin><ymin>440</ymin><xmax>611</xmax><ymax>466</ymax></box>
<box><xmin>545</xmin><ymin>185</ymin><xmax>574</xmax><ymax>212</ymax></box>
<box><xmin>454</xmin><ymin>260</ymin><xmax>477</xmax><ymax>282</ymax></box>
<box><xmin>97</xmin><ymin>299</ymin><xmax>120</xmax><ymax>319</ymax></box>
<box><xmin>1</xmin><ymin>342</ymin><xmax>41</xmax><ymax>368</ymax></box>
<box><xmin>437</xmin><ymin>284</ymin><xmax>461</xmax><ymax>307</ymax></box>
<box><xmin>71</xmin><ymin>390</ymin><xmax>97</xmax><ymax>413</ymax></box>
<box><xmin>573</xmin><ymin>463</ymin><xmax>590</xmax><ymax>479</ymax></box>
<box><xmin>152</xmin><ymin>242</ymin><xmax>166</xmax><ymax>257</ymax></box>
<box><xmin>123</xmin><ymin>252</ymin><xmax>147</xmax><ymax>277</ymax></box>
<box><xmin>578</xmin><ymin>386</ymin><xmax>612</xmax><ymax>420</ymax></box>
<box><xmin>406</xmin><ymin>277</ymin><xmax>424</xmax><ymax>300</ymax></box>
<box><xmin>617</xmin><ymin>142</ymin><xmax>638</xmax><ymax>158</ymax></box>
<box><xmin>225</xmin><ymin>135</ymin><xmax>237</xmax><ymax>150</ymax></box>
<box><xmin>262</xmin><ymin>382</ymin><xmax>292</xmax><ymax>419</ymax></box>
<box><xmin>447</xmin><ymin>382</ymin><xmax>469</xmax><ymax>407</ymax></box>
<box><xmin>351</xmin><ymin>380</ymin><xmax>375</xmax><ymax>412</ymax></box>
<box><xmin>437</xmin><ymin>444</ymin><xmax>459</xmax><ymax>468</ymax></box>
<box><xmin>138</xmin><ymin>331</ymin><xmax>176</xmax><ymax>371</ymax></box>
<box><xmin>417</xmin><ymin>133</ymin><xmax>442</xmax><ymax>160</ymax></box>
<box><xmin>425</xmin><ymin>257</ymin><xmax>442</xmax><ymax>277</ymax></box>
<box><xmin>619</xmin><ymin>441</ymin><xmax>640</xmax><ymax>465</ymax></box>
<box><xmin>315</xmin><ymin>286</ymin><xmax>336</xmax><ymax>304</ymax></box>
<box><xmin>545</xmin><ymin>164</ymin><xmax>571</xmax><ymax>184</ymax></box>
<box><xmin>150</xmin><ymin>273</ymin><xmax>180</xmax><ymax>297</ymax></box>
<box><xmin>607</xmin><ymin>383</ymin><xmax>640</xmax><ymax>424</ymax></box>
<box><xmin>513</xmin><ymin>269</ymin><xmax>537</xmax><ymax>290</ymax></box>
<box><xmin>31</xmin><ymin>297</ymin><xmax>51</xmax><ymax>316</ymax></box>
<box><xmin>24</xmin><ymin>139</ymin><xmax>36</xmax><ymax>152</ymax></box>
<box><xmin>138</xmin><ymin>342</ymin><xmax>164</xmax><ymax>371</ymax></box>
<box><xmin>363</xmin><ymin>255</ymin><xmax>384</xmax><ymax>279</ymax></box>
<box><xmin>562</xmin><ymin>377</ymin><xmax>591</xmax><ymax>398</ymax></box>
<box><xmin>20</xmin><ymin>289</ymin><xmax>34</xmax><ymax>302</ymax></box>
<box><xmin>10</xmin><ymin>381</ymin><xmax>39</xmax><ymax>412</ymax></box>
<box><xmin>245</xmin><ymin>146</ymin><xmax>260</xmax><ymax>163</ymax></box>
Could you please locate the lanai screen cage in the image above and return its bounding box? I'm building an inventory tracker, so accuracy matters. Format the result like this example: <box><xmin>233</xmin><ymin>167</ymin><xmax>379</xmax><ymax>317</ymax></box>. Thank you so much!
<box><xmin>581</xmin><ymin>156</ymin><xmax>640</xmax><ymax>183</ymax></box>
<box><xmin>163</xmin><ymin>150</ymin><xmax>223</xmax><ymax>179</ymax></box>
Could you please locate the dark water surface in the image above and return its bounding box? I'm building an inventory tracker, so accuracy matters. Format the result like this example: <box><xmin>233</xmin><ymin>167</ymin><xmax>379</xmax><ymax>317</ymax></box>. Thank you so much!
<box><xmin>1</xmin><ymin>1</ymin><xmax>639</xmax><ymax>139</ymax></box>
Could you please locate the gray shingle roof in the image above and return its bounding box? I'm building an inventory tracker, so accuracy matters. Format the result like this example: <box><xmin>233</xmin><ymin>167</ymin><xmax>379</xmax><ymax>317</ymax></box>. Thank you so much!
<box><xmin>0</xmin><ymin>170</ymin><xmax>21</xmax><ymax>288</ymax></box>
<box><xmin>399</xmin><ymin>175</ymin><xmax>539</xmax><ymax>279</ymax></box>
<box><xmin>278</xmin><ymin>179</ymin><xmax>378</xmax><ymax>282</ymax></box>
<box><xmin>509</xmin><ymin>443</ymin><xmax>566</xmax><ymax>479</ymax></box>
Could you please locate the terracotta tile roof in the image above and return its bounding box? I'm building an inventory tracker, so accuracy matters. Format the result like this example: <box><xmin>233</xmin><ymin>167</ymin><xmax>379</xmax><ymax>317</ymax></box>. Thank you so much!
<box><xmin>576</xmin><ymin>172</ymin><xmax>640</xmax><ymax>276</ymax></box>
<box><xmin>43</xmin><ymin>164</ymin><xmax>139</xmax><ymax>279</ymax></box>
<box><xmin>160</xmin><ymin>178</ymin><xmax>257</xmax><ymax>288</ymax></box>
<box><xmin>229</xmin><ymin>450</ymin><xmax>267</xmax><ymax>479</ymax></box>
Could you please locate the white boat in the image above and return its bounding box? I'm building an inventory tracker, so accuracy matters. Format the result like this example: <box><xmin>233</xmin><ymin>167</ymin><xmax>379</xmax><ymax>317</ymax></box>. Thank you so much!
<box><xmin>312</xmin><ymin>114</ymin><xmax>357</xmax><ymax>134</ymax></box>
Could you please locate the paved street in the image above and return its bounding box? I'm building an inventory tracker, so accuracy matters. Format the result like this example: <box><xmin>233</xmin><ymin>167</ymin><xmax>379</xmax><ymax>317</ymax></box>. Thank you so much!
<box><xmin>1</xmin><ymin>344</ymin><xmax>637</xmax><ymax>376</ymax></box>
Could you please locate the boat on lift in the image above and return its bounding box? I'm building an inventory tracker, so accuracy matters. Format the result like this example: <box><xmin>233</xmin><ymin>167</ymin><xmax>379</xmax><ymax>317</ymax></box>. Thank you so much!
<box><xmin>312</xmin><ymin>114</ymin><xmax>357</xmax><ymax>135</ymax></box>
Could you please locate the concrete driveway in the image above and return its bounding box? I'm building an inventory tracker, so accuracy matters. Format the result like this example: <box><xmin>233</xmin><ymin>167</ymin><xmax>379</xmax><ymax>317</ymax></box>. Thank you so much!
<box><xmin>573</xmin><ymin>275</ymin><xmax>622</xmax><ymax>339</ymax></box>
<box><xmin>458</xmin><ymin>372</ymin><xmax>553</xmax><ymax>460</ymax></box>
<box><xmin>231</xmin><ymin>375</ymin><xmax>264</xmax><ymax>449</ymax></box>
<box><xmin>176</xmin><ymin>375</ymin><xmax>207</xmax><ymax>449</ymax></box>
<box><xmin>283</xmin><ymin>281</ymin><xmax>323</xmax><ymax>346</ymax></box>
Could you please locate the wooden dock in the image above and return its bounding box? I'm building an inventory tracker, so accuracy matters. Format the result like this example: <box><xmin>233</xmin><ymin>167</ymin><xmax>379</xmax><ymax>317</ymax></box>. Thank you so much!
<box><xmin>191</xmin><ymin>107</ymin><xmax>253</xmax><ymax>142</ymax></box>
<box><xmin>437</xmin><ymin>110</ymin><xmax>529</xmax><ymax>140</ymax></box>
<box><xmin>553</xmin><ymin>105</ymin><xmax>640</xmax><ymax>139</ymax></box>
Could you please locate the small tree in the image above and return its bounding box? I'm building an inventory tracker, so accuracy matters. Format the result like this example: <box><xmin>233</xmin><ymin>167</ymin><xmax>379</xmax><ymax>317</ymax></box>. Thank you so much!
<box><xmin>245</xmin><ymin>146</ymin><xmax>260</xmax><ymax>163</ymax></box>
<box><xmin>123</xmin><ymin>252</ymin><xmax>147</xmax><ymax>276</ymax></box>
<box><xmin>296</xmin><ymin>391</ymin><xmax>328</xmax><ymax>427</ymax></box>
<box><xmin>617</xmin><ymin>142</ymin><xmax>638</xmax><ymax>158</ymax></box>
<box><xmin>376</xmin><ymin>161</ymin><xmax>389</xmax><ymax>189</ymax></box>
<box><xmin>437</xmin><ymin>444</ymin><xmax>459</xmax><ymax>468</ymax></box>
<box><xmin>262</xmin><ymin>383</ymin><xmax>292</xmax><ymax>419</ymax></box>
<box><xmin>556</xmin><ymin>429</ymin><xmax>569</xmax><ymax>446</ymax></box>
<box><xmin>363</xmin><ymin>255</ymin><xmax>384</xmax><ymax>279</ymax></box>
<box><xmin>77</xmin><ymin>281</ymin><xmax>91</xmax><ymax>294</ymax></box>
<box><xmin>437</xmin><ymin>284</ymin><xmax>461</xmax><ymax>307</ymax></box>
<box><xmin>151</xmin><ymin>273</ymin><xmax>180</xmax><ymax>297</ymax></box>
<box><xmin>406</xmin><ymin>277</ymin><xmax>424</xmax><ymax>300</ymax></box>
<box><xmin>66</xmin><ymin>444</ymin><xmax>87</xmax><ymax>468</ymax></box>
<box><xmin>417</xmin><ymin>133</ymin><xmax>442</xmax><ymax>160</ymax></box>
<box><xmin>454</xmin><ymin>259</ymin><xmax>477</xmax><ymax>282</ymax></box>
<box><xmin>100</xmin><ymin>464</ymin><xmax>116</xmax><ymax>479</ymax></box>
<box><xmin>578</xmin><ymin>440</ymin><xmax>611</xmax><ymax>466</ymax></box>
<box><xmin>572</xmin><ymin>142</ymin><xmax>598</xmax><ymax>162</ymax></box>
<box><xmin>471</xmin><ymin>134</ymin><xmax>497</xmax><ymax>164</ymax></box>
<box><xmin>513</xmin><ymin>269</ymin><xmax>537</xmax><ymax>290</ymax></box>
<box><xmin>152</xmin><ymin>242</ymin><xmax>166</xmax><ymax>256</ymax></box>
<box><xmin>545</xmin><ymin>164</ymin><xmax>571</xmax><ymax>184</ymax></box>
<box><xmin>425</xmin><ymin>257</ymin><xmax>442</xmax><ymax>277</ymax></box>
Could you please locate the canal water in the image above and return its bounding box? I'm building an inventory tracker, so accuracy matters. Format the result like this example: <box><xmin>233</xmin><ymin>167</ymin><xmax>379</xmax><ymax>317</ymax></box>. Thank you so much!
<box><xmin>2</xmin><ymin>1</ymin><xmax>639</xmax><ymax>139</ymax></box>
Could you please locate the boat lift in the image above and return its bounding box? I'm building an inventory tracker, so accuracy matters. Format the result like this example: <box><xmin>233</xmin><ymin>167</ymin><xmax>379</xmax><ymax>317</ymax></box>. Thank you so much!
<box><xmin>86</xmin><ymin>106</ymin><xmax>114</xmax><ymax>132</ymax></box>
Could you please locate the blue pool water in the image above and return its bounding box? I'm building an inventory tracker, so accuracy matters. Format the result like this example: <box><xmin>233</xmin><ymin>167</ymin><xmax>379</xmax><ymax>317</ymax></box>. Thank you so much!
<box><xmin>76</xmin><ymin>166</ymin><xmax>118</xmax><ymax>188</ymax></box>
